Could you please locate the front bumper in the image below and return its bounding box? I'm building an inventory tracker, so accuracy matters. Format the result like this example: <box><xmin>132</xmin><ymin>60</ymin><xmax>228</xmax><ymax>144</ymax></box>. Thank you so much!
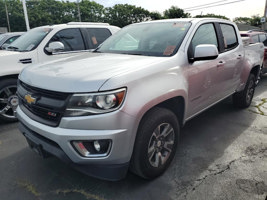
<box><xmin>17</xmin><ymin>106</ymin><xmax>137</xmax><ymax>180</ymax></box>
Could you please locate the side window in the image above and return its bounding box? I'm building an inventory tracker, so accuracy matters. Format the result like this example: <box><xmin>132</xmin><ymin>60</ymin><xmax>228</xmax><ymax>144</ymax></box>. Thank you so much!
<box><xmin>49</xmin><ymin>28</ymin><xmax>85</xmax><ymax>52</ymax></box>
<box><xmin>191</xmin><ymin>23</ymin><xmax>218</xmax><ymax>51</ymax></box>
<box><xmin>220</xmin><ymin>24</ymin><xmax>238</xmax><ymax>50</ymax></box>
<box><xmin>86</xmin><ymin>28</ymin><xmax>111</xmax><ymax>49</ymax></box>
<box><xmin>259</xmin><ymin>34</ymin><xmax>267</xmax><ymax>43</ymax></box>
<box><xmin>251</xmin><ymin>35</ymin><xmax>259</xmax><ymax>43</ymax></box>
<box><xmin>188</xmin><ymin>23</ymin><xmax>218</xmax><ymax>59</ymax></box>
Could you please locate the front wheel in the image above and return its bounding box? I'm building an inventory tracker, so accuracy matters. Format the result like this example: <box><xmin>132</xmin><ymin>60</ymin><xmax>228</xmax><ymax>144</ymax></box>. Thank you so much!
<box><xmin>233</xmin><ymin>73</ymin><xmax>255</xmax><ymax>108</ymax></box>
<box><xmin>0</xmin><ymin>78</ymin><xmax>18</xmax><ymax>122</ymax></box>
<box><xmin>130</xmin><ymin>107</ymin><xmax>179</xmax><ymax>179</ymax></box>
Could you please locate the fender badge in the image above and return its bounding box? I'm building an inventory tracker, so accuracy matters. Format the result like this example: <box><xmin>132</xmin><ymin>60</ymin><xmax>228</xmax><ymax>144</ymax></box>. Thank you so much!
<box><xmin>25</xmin><ymin>94</ymin><xmax>36</xmax><ymax>104</ymax></box>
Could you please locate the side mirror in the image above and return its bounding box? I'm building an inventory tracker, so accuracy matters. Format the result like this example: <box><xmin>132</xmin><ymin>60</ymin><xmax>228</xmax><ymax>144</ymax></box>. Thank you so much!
<box><xmin>194</xmin><ymin>44</ymin><xmax>218</xmax><ymax>61</ymax></box>
<box><xmin>45</xmin><ymin>41</ymin><xmax>64</xmax><ymax>54</ymax></box>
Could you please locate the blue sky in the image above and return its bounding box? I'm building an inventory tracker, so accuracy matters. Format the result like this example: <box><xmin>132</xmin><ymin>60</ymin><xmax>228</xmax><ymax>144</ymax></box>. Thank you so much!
<box><xmin>92</xmin><ymin>0</ymin><xmax>265</xmax><ymax>20</ymax></box>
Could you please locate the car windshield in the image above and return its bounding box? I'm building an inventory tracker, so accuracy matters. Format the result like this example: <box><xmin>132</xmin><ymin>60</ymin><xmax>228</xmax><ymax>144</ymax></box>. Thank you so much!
<box><xmin>0</xmin><ymin>34</ymin><xmax>6</xmax><ymax>41</ymax></box>
<box><xmin>7</xmin><ymin>27</ymin><xmax>52</xmax><ymax>52</ymax></box>
<box><xmin>97</xmin><ymin>21</ymin><xmax>191</xmax><ymax>57</ymax></box>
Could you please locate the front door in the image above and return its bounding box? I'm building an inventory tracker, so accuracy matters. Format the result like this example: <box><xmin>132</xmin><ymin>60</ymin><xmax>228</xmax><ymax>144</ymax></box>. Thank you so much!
<box><xmin>187</xmin><ymin>23</ymin><xmax>221</xmax><ymax>118</ymax></box>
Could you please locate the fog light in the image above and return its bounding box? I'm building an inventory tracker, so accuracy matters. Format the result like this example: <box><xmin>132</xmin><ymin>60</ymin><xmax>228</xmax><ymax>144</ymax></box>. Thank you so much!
<box><xmin>72</xmin><ymin>140</ymin><xmax>112</xmax><ymax>157</ymax></box>
<box><xmin>94</xmin><ymin>140</ymin><xmax>101</xmax><ymax>152</ymax></box>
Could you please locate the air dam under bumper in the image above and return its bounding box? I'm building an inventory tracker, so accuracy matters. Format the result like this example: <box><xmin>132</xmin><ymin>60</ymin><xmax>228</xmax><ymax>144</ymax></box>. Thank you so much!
<box><xmin>16</xmin><ymin>106</ymin><xmax>136</xmax><ymax>181</ymax></box>
<box><xmin>18</xmin><ymin>122</ymin><xmax>129</xmax><ymax>181</ymax></box>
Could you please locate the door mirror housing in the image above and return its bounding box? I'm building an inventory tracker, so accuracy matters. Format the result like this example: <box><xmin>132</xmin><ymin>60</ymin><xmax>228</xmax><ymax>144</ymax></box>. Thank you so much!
<box><xmin>45</xmin><ymin>42</ymin><xmax>64</xmax><ymax>54</ymax></box>
<box><xmin>193</xmin><ymin>44</ymin><xmax>218</xmax><ymax>61</ymax></box>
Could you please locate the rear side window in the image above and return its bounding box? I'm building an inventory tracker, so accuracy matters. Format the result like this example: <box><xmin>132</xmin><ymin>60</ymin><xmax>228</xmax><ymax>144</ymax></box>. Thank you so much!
<box><xmin>49</xmin><ymin>28</ymin><xmax>85</xmax><ymax>52</ymax></box>
<box><xmin>86</xmin><ymin>28</ymin><xmax>111</xmax><ymax>49</ymax></box>
<box><xmin>251</xmin><ymin>35</ymin><xmax>259</xmax><ymax>43</ymax></box>
<box><xmin>259</xmin><ymin>34</ymin><xmax>267</xmax><ymax>42</ymax></box>
<box><xmin>220</xmin><ymin>24</ymin><xmax>238</xmax><ymax>50</ymax></box>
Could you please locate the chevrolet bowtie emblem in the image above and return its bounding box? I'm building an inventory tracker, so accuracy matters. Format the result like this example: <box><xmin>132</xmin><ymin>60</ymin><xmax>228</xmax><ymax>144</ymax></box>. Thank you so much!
<box><xmin>25</xmin><ymin>94</ymin><xmax>36</xmax><ymax>104</ymax></box>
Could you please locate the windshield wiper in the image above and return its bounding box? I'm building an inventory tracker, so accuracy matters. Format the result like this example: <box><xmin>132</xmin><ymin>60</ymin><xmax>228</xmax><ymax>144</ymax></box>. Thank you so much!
<box><xmin>7</xmin><ymin>46</ymin><xmax>19</xmax><ymax>51</ymax></box>
<box><xmin>120</xmin><ymin>52</ymin><xmax>144</xmax><ymax>56</ymax></box>
<box><xmin>93</xmin><ymin>50</ymin><xmax>102</xmax><ymax>53</ymax></box>
<box><xmin>93</xmin><ymin>46</ymin><xmax>102</xmax><ymax>53</ymax></box>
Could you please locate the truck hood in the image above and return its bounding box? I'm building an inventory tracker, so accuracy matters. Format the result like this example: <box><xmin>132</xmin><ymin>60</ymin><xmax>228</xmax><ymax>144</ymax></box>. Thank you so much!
<box><xmin>0</xmin><ymin>50</ymin><xmax>25</xmax><ymax>65</ymax></box>
<box><xmin>19</xmin><ymin>53</ymin><xmax>166</xmax><ymax>93</ymax></box>
<box><xmin>0</xmin><ymin>50</ymin><xmax>21</xmax><ymax>57</ymax></box>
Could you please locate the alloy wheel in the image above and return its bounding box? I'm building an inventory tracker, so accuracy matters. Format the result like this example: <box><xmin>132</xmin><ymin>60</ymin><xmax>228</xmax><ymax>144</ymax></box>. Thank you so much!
<box><xmin>147</xmin><ymin>123</ymin><xmax>175</xmax><ymax>168</ymax></box>
<box><xmin>0</xmin><ymin>85</ymin><xmax>18</xmax><ymax>120</ymax></box>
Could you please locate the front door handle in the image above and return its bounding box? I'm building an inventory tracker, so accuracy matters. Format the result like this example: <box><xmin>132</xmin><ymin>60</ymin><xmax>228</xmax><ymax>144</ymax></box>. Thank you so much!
<box><xmin>217</xmin><ymin>61</ymin><xmax>225</xmax><ymax>67</ymax></box>
<box><xmin>237</xmin><ymin>55</ymin><xmax>242</xmax><ymax>59</ymax></box>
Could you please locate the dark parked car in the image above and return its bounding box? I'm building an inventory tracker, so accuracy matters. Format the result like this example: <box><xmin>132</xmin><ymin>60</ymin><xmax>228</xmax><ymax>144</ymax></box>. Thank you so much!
<box><xmin>0</xmin><ymin>32</ymin><xmax>24</xmax><ymax>50</ymax></box>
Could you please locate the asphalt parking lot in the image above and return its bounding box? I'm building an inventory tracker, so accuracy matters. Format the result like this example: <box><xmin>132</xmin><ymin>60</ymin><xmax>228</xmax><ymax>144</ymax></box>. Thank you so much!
<box><xmin>0</xmin><ymin>75</ymin><xmax>267</xmax><ymax>200</ymax></box>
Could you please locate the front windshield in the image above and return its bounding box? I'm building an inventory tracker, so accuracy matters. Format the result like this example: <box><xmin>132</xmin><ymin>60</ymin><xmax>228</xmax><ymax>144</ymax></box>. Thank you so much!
<box><xmin>97</xmin><ymin>21</ymin><xmax>191</xmax><ymax>57</ymax></box>
<box><xmin>7</xmin><ymin>27</ymin><xmax>52</xmax><ymax>52</ymax></box>
<box><xmin>0</xmin><ymin>34</ymin><xmax>6</xmax><ymax>42</ymax></box>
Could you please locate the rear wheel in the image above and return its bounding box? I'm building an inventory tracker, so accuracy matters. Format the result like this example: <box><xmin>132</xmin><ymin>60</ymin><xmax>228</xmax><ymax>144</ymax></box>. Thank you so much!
<box><xmin>0</xmin><ymin>78</ymin><xmax>18</xmax><ymax>122</ymax></box>
<box><xmin>233</xmin><ymin>73</ymin><xmax>255</xmax><ymax>108</ymax></box>
<box><xmin>130</xmin><ymin>107</ymin><xmax>179</xmax><ymax>179</ymax></box>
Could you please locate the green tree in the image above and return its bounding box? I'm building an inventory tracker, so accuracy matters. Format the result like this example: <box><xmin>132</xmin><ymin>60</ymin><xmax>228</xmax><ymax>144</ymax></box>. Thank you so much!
<box><xmin>233</xmin><ymin>17</ymin><xmax>251</xmax><ymax>24</ymax></box>
<box><xmin>80</xmin><ymin>0</ymin><xmax>105</xmax><ymax>22</ymax></box>
<box><xmin>195</xmin><ymin>13</ymin><xmax>229</xmax><ymax>20</ymax></box>
<box><xmin>163</xmin><ymin>6</ymin><xmax>190</xmax><ymax>19</ymax></box>
<box><xmin>61</xmin><ymin>1</ymin><xmax>78</xmax><ymax>23</ymax></box>
<box><xmin>149</xmin><ymin>11</ymin><xmax>163</xmax><ymax>20</ymax></box>
<box><xmin>0</xmin><ymin>0</ymin><xmax>25</xmax><ymax>31</ymax></box>
<box><xmin>27</xmin><ymin>0</ymin><xmax>67</xmax><ymax>28</ymax></box>
<box><xmin>249</xmin><ymin>15</ymin><xmax>261</xmax><ymax>27</ymax></box>
<box><xmin>233</xmin><ymin>15</ymin><xmax>262</xmax><ymax>27</ymax></box>
<box><xmin>0</xmin><ymin>0</ymin><xmax>8</xmax><ymax>31</ymax></box>
<box><xmin>104</xmin><ymin>4</ymin><xmax>150</xmax><ymax>27</ymax></box>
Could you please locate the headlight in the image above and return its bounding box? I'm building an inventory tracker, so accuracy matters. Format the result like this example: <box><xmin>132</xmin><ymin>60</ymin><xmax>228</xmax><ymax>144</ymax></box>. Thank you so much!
<box><xmin>64</xmin><ymin>88</ymin><xmax>126</xmax><ymax>117</ymax></box>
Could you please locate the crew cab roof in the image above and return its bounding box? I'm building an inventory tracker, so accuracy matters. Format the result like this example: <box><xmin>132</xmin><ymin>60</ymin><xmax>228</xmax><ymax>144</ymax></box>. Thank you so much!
<box><xmin>131</xmin><ymin>18</ymin><xmax>235</xmax><ymax>26</ymax></box>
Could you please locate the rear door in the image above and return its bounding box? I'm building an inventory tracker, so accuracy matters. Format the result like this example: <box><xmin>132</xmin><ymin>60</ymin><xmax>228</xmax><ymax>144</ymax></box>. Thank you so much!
<box><xmin>82</xmin><ymin>28</ymin><xmax>112</xmax><ymax>49</ymax></box>
<box><xmin>211</xmin><ymin>23</ymin><xmax>243</xmax><ymax>99</ymax></box>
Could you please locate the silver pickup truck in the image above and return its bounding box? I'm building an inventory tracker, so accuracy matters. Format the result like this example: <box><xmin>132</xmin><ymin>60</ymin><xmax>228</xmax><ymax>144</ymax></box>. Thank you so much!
<box><xmin>17</xmin><ymin>18</ymin><xmax>264</xmax><ymax>181</ymax></box>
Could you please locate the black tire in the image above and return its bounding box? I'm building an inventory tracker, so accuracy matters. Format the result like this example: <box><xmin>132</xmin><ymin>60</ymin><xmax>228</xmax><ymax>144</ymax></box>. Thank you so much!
<box><xmin>0</xmin><ymin>78</ymin><xmax>18</xmax><ymax>122</ymax></box>
<box><xmin>233</xmin><ymin>73</ymin><xmax>255</xmax><ymax>108</ymax></box>
<box><xmin>260</xmin><ymin>65</ymin><xmax>263</xmax><ymax>78</ymax></box>
<box><xmin>130</xmin><ymin>107</ymin><xmax>179</xmax><ymax>179</ymax></box>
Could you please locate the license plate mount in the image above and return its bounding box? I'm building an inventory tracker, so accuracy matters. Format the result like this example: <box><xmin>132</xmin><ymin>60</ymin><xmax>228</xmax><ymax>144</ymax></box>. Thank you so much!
<box><xmin>26</xmin><ymin>137</ymin><xmax>49</xmax><ymax>158</ymax></box>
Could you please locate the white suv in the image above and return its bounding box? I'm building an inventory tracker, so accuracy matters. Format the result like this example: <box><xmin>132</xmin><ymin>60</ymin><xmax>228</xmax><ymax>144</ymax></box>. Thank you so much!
<box><xmin>0</xmin><ymin>22</ymin><xmax>120</xmax><ymax>122</ymax></box>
